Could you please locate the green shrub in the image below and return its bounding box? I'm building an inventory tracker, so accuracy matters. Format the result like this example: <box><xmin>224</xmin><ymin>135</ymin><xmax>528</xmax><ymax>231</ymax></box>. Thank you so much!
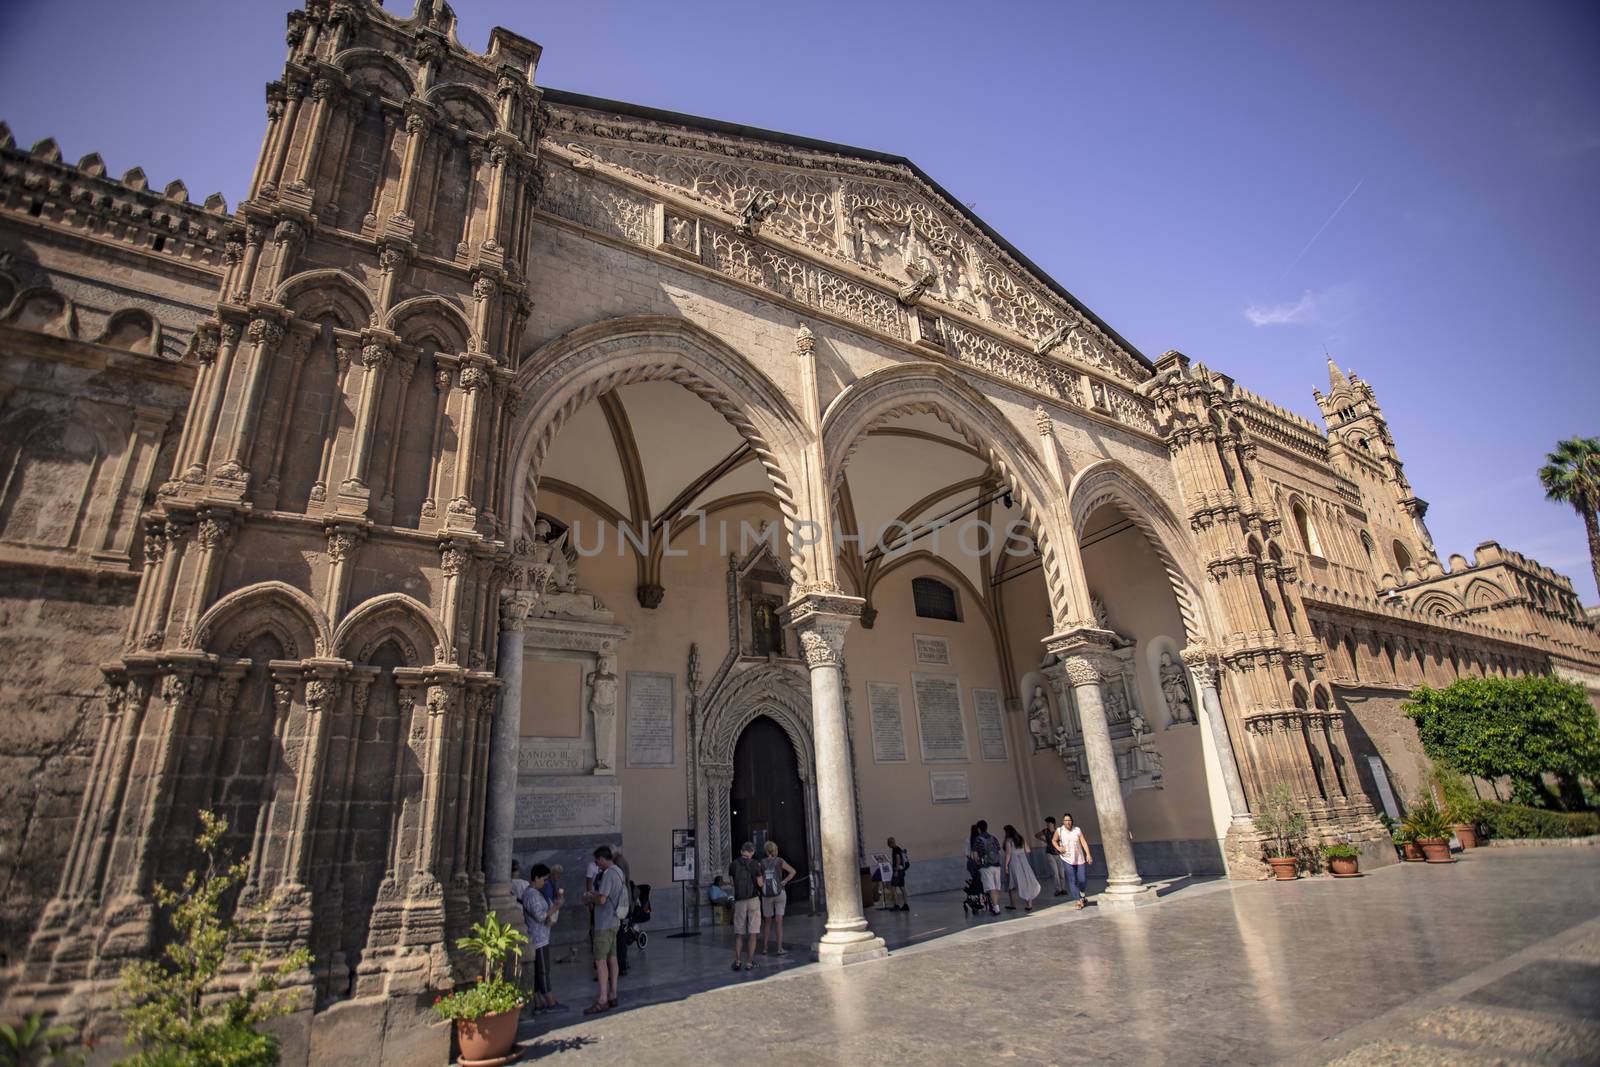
<box><xmin>431</xmin><ymin>913</ymin><xmax>527</xmax><ymax>1024</ymax></box>
<box><xmin>1</xmin><ymin>1013</ymin><xmax>86</xmax><ymax>1067</ymax></box>
<box><xmin>1321</xmin><ymin>843</ymin><xmax>1360</xmax><ymax>860</ymax></box>
<box><xmin>1252</xmin><ymin>784</ymin><xmax>1306</xmax><ymax>859</ymax></box>
<box><xmin>1478</xmin><ymin>802</ymin><xmax>1600</xmax><ymax>840</ymax></box>
<box><xmin>1402</xmin><ymin>799</ymin><xmax>1451</xmax><ymax>841</ymax></box>
<box><xmin>117</xmin><ymin>811</ymin><xmax>311</xmax><ymax>1067</ymax></box>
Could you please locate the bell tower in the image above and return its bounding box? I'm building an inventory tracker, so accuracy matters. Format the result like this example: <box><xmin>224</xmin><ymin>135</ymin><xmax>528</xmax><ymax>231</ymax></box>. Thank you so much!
<box><xmin>1315</xmin><ymin>358</ymin><xmax>1438</xmax><ymax>580</ymax></box>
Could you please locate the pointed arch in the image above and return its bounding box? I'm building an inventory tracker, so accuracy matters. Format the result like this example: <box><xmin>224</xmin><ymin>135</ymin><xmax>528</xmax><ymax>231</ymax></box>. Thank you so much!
<box><xmin>194</xmin><ymin>580</ymin><xmax>329</xmax><ymax>659</ymax></box>
<box><xmin>507</xmin><ymin>315</ymin><xmax>810</xmax><ymax>581</ymax></box>
<box><xmin>274</xmin><ymin>269</ymin><xmax>374</xmax><ymax>329</ymax></box>
<box><xmin>386</xmin><ymin>294</ymin><xmax>473</xmax><ymax>352</ymax></box>
<box><xmin>821</xmin><ymin>361</ymin><xmax>1072</xmax><ymax>626</ymax></box>
<box><xmin>1068</xmin><ymin>459</ymin><xmax>1219</xmax><ymax>646</ymax></box>
<box><xmin>332</xmin><ymin>592</ymin><xmax>449</xmax><ymax>665</ymax></box>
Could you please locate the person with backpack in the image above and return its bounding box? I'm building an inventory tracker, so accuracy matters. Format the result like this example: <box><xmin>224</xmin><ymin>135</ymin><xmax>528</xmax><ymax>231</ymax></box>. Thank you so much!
<box><xmin>758</xmin><ymin>840</ymin><xmax>797</xmax><ymax>956</ymax></box>
<box><xmin>1036</xmin><ymin>816</ymin><xmax>1068</xmax><ymax>897</ymax></box>
<box><xmin>969</xmin><ymin>819</ymin><xmax>1004</xmax><ymax>915</ymax></box>
<box><xmin>583</xmin><ymin>845</ymin><xmax>628</xmax><ymax>1014</ymax></box>
<box><xmin>887</xmin><ymin>836</ymin><xmax>910</xmax><ymax>911</ymax></box>
<box><xmin>728</xmin><ymin>840</ymin><xmax>764</xmax><ymax>971</ymax></box>
<box><xmin>1053</xmin><ymin>811</ymin><xmax>1094</xmax><ymax>909</ymax></box>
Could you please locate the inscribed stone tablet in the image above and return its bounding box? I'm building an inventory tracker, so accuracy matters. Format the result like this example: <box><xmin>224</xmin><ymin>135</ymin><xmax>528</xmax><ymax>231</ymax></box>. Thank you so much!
<box><xmin>913</xmin><ymin>634</ymin><xmax>951</xmax><ymax>665</ymax></box>
<box><xmin>626</xmin><ymin>671</ymin><xmax>675</xmax><ymax>767</ymax></box>
<box><xmin>911</xmin><ymin>672</ymin><xmax>969</xmax><ymax>763</ymax></box>
<box><xmin>521</xmin><ymin>658</ymin><xmax>583</xmax><ymax>737</ymax></box>
<box><xmin>516</xmin><ymin>789</ymin><xmax>616</xmax><ymax>833</ymax></box>
<box><xmin>867</xmin><ymin>682</ymin><xmax>907</xmax><ymax>763</ymax></box>
<box><xmin>974</xmin><ymin>687</ymin><xmax>1008</xmax><ymax>761</ymax></box>
<box><xmin>930</xmin><ymin>770</ymin><xmax>970</xmax><ymax>804</ymax></box>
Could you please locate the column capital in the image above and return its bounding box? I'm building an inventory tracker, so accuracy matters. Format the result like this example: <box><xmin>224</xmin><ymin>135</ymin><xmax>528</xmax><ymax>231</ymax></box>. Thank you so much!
<box><xmin>1042</xmin><ymin>626</ymin><xmax>1118</xmax><ymax>663</ymax></box>
<box><xmin>1180</xmin><ymin>643</ymin><xmax>1222</xmax><ymax>687</ymax></box>
<box><xmin>782</xmin><ymin>590</ymin><xmax>863</xmax><ymax>668</ymax></box>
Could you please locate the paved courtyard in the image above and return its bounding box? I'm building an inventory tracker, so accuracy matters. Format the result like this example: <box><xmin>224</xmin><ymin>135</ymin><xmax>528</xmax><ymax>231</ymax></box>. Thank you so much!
<box><xmin>514</xmin><ymin>846</ymin><xmax>1600</xmax><ymax>1065</ymax></box>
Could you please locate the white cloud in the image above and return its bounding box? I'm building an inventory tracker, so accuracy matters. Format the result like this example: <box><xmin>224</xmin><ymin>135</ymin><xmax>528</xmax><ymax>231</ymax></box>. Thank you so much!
<box><xmin>1244</xmin><ymin>290</ymin><xmax>1319</xmax><ymax>326</ymax></box>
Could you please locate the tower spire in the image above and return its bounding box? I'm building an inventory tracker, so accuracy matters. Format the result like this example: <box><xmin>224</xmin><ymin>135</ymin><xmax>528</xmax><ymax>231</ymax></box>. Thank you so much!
<box><xmin>1326</xmin><ymin>356</ymin><xmax>1350</xmax><ymax>392</ymax></box>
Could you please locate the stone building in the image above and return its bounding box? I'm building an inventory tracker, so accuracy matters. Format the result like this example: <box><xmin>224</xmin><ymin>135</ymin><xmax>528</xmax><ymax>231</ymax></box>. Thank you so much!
<box><xmin>1</xmin><ymin>1</ymin><xmax>1596</xmax><ymax>1061</ymax></box>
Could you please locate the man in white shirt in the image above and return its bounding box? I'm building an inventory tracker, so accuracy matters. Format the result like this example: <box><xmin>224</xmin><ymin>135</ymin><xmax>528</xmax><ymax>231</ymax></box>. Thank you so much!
<box><xmin>1053</xmin><ymin>812</ymin><xmax>1095</xmax><ymax>909</ymax></box>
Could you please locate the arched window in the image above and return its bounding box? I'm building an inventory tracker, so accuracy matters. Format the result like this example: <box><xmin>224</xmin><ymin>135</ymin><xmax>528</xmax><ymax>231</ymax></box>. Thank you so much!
<box><xmin>1359</xmin><ymin>532</ymin><xmax>1375</xmax><ymax>563</ymax></box>
<box><xmin>911</xmin><ymin>576</ymin><xmax>960</xmax><ymax>622</ymax></box>
<box><xmin>1291</xmin><ymin>500</ymin><xmax>1323</xmax><ymax>557</ymax></box>
<box><xmin>1392</xmin><ymin>539</ymin><xmax>1414</xmax><ymax>575</ymax></box>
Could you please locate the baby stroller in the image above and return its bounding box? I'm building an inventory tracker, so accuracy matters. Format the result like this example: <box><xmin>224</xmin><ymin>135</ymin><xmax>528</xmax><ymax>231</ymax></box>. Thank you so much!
<box><xmin>961</xmin><ymin>863</ymin><xmax>987</xmax><ymax>917</ymax></box>
<box><xmin>620</xmin><ymin>882</ymin><xmax>651</xmax><ymax>951</ymax></box>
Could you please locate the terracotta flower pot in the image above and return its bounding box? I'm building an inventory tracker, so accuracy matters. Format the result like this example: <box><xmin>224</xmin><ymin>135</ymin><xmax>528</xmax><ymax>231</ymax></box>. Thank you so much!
<box><xmin>1267</xmin><ymin>855</ymin><xmax>1298</xmax><ymax>881</ymax></box>
<box><xmin>1401</xmin><ymin>841</ymin><xmax>1425</xmax><ymax>861</ymax></box>
<box><xmin>456</xmin><ymin>1008</ymin><xmax>520</xmax><ymax>1067</ymax></box>
<box><xmin>1452</xmin><ymin>823</ymin><xmax>1479</xmax><ymax>849</ymax></box>
<box><xmin>1328</xmin><ymin>856</ymin><xmax>1360</xmax><ymax>877</ymax></box>
<box><xmin>1418</xmin><ymin>837</ymin><xmax>1453</xmax><ymax>864</ymax></box>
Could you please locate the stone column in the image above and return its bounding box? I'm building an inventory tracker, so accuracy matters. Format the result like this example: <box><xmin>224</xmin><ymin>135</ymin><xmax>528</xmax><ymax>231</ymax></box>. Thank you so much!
<box><xmin>1045</xmin><ymin>634</ymin><xmax>1150</xmax><ymax>904</ymax></box>
<box><xmin>785</xmin><ymin>591</ymin><xmax>886</xmax><ymax>965</ymax></box>
<box><xmin>485</xmin><ymin>612</ymin><xmax>524</xmax><ymax>913</ymax></box>
<box><xmin>1181</xmin><ymin>646</ymin><xmax>1249</xmax><ymax>819</ymax></box>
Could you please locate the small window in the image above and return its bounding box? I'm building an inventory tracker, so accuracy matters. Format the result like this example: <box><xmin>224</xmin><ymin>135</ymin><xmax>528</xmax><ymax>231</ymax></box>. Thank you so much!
<box><xmin>911</xmin><ymin>576</ymin><xmax>960</xmax><ymax>621</ymax></box>
<box><xmin>1291</xmin><ymin>501</ymin><xmax>1323</xmax><ymax>557</ymax></box>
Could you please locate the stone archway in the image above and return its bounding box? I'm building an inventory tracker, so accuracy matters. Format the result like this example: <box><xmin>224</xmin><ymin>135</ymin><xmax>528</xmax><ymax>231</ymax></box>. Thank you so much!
<box><xmin>694</xmin><ymin>664</ymin><xmax>820</xmax><ymax>909</ymax></box>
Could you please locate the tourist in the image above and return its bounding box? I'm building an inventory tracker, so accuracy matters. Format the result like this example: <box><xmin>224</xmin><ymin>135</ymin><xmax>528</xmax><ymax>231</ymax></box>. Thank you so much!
<box><xmin>969</xmin><ymin>820</ymin><xmax>1004</xmax><ymax>915</ymax></box>
<box><xmin>583</xmin><ymin>845</ymin><xmax>627</xmax><ymax>1014</ymax></box>
<box><xmin>728</xmin><ymin>841</ymin><xmax>764</xmax><ymax>971</ymax></box>
<box><xmin>542</xmin><ymin>863</ymin><xmax>564</xmax><ymax>904</ymax></box>
<box><xmin>510</xmin><ymin>860</ymin><xmax>529</xmax><ymax>903</ymax></box>
<box><xmin>1054</xmin><ymin>812</ymin><xmax>1093</xmax><ymax>909</ymax></box>
<box><xmin>1036</xmin><ymin>816</ymin><xmax>1067</xmax><ymax>896</ymax></box>
<box><xmin>612</xmin><ymin>847</ymin><xmax>633</xmax><ymax>976</ymax></box>
<box><xmin>1002</xmin><ymin>825</ymin><xmax>1040</xmax><ymax>911</ymax></box>
<box><xmin>521</xmin><ymin>863</ymin><xmax>566</xmax><ymax>1015</ymax></box>
<box><xmin>758</xmin><ymin>840</ymin><xmax>797</xmax><ymax>955</ymax></box>
<box><xmin>887</xmin><ymin>836</ymin><xmax>910</xmax><ymax>911</ymax></box>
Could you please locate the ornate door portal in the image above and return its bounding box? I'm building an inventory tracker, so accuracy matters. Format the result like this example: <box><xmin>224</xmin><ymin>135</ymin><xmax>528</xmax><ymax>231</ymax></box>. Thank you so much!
<box><xmin>730</xmin><ymin>716</ymin><xmax>811</xmax><ymax>907</ymax></box>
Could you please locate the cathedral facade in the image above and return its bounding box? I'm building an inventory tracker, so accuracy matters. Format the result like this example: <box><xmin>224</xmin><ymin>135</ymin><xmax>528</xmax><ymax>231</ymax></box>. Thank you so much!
<box><xmin>1</xmin><ymin>1</ymin><xmax>1596</xmax><ymax>1062</ymax></box>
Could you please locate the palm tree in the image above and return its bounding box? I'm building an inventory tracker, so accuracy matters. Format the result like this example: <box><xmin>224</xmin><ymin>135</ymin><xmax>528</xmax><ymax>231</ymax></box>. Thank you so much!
<box><xmin>1539</xmin><ymin>437</ymin><xmax>1600</xmax><ymax>600</ymax></box>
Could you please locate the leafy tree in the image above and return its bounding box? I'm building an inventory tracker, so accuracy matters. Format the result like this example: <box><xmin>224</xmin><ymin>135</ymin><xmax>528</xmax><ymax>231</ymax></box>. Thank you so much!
<box><xmin>1538</xmin><ymin>436</ymin><xmax>1600</xmax><ymax>598</ymax></box>
<box><xmin>1404</xmin><ymin>676</ymin><xmax>1600</xmax><ymax>810</ymax></box>
<box><xmin>117</xmin><ymin>811</ymin><xmax>311</xmax><ymax>1067</ymax></box>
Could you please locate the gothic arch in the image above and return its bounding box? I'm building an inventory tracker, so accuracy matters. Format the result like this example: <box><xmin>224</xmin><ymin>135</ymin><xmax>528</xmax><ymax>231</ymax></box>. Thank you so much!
<box><xmin>506</xmin><ymin>315</ymin><xmax>810</xmax><ymax>580</ymax></box>
<box><xmin>820</xmin><ymin>361</ymin><xmax>1072</xmax><ymax>626</ymax></box>
<box><xmin>333</xmin><ymin>49</ymin><xmax>415</xmax><ymax>101</ymax></box>
<box><xmin>274</xmin><ymin>269</ymin><xmax>374</xmax><ymax>328</ymax></box>
<box><xmin>425</xmin><ymin>84</ymin><xmax>497</xmax><ymax>134</ymax></box>
<box><xmin>332</xmin><ymin>592</ymin><xmax>448</xmax><ymax>665</ymax></box>
<box><xmin>1464</xmin><ymin>578</ymin><xmax>1506</xmax><ymax>607</ymax></box>
<box><xmin>694</xmin><ymin>664</ymin><xmax>819</xmax><ymax>889</ymax></box>
<box><xmin>1412</xmin><ymin>590</ymin><xmax>1463</xmax><ymax>618</ymax></box>
<box><xmin>1068</xmin><ymin>459</ymin><xmax>1219</xmax><ymax>647</ymax></box>
<box><xmin>386</xmin><ymin>295</ymin><xmax>473</xmax><ymax>352</ymax></box>
<box><xmin>194</xmin><ymin>580</ymin><xmax>330</xmax><ymax>659</ymax></box>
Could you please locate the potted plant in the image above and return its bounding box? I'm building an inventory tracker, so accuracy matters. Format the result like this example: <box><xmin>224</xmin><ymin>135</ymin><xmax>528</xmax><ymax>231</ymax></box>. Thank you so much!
<box><xmin>1447</xmin><ymin>798</ymin><xmax>1481</xmax><ymax>849</ymax></box>
<box><xmin>434</xmin><ymin>913</ymin><xmax>529</xmax><ymax>1067</ymax></box>
<box><xmin>1394</xmin><ymin>822</ymin><xmax>1424</xmax><ymax>862</ymax></box>
<box><xmin>1253</xmin><ymin>784</ymin><xmax>1306</xmax><ymax>881</ymax></box>
<box><xmin>1430</xmin><ymin>763</ymin><xmax>1482</xmax><ymax>849</ymax></box>
<box><xmin>1403</xmin><ymin>800</ymin><xmax>1454</xmax><ymax>864</ymax></box>
<box><xmin>1322</xmin><ymin>842</ymin><xmax>1361</xmax><ymax>877</ymax></box>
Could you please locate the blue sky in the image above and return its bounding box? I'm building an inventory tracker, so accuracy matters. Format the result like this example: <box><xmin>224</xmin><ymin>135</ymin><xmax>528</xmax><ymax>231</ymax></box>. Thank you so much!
<box><xmin>3</xmin><ymin>0</ymin><xmax>1596</xmax><ymax>601</ymax></box>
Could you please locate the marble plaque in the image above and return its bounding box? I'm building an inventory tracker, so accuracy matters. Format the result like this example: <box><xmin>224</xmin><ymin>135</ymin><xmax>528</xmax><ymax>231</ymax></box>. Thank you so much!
<box><xmin>974</xmin><ymin>687</ymin><xmax>1008</xmax><ymax>761</ymax></box>
<box><xmin>929</xmin><ymin>769</ymin><xmax>970</xmax><ymax>804</ymax></box>
<box><xmin>516</xmin><ymin>788</ymin><xmax>616</xmax><ymax>834</ymax></box>
<box><xmin>867</xmin><ymin>682</ymin><xmax>907</xmax><ymax>763</ymax></box>
<box><xmin>626</xmin><ymin>671</ymin><xmax>675</xmax><ymax>767</ymax></box>
<box><xmin>911</xmin><ymin>671</ymin><xmax>969</xmax><ymax>763</ymax></box>
<box><xmin>522</xmin><ymin>657</ymin><xmax>584</xmax><ymax>737</ymax></box>
<box><xmin>913</xmin><ymin>634</ymin><xmax>951</xmax><ymax>665</ymax></box>
<box><xmin>517</xmin><ymin>741</ymin><xmax>587</xmax><ymax>775</ymax></box>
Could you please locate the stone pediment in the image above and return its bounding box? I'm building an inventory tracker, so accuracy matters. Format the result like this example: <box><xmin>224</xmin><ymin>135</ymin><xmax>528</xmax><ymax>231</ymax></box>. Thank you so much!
<box><xmin>541</xmin><ymin>97</ymin><xmax>1149</xmax><ymax>391</ymax></box>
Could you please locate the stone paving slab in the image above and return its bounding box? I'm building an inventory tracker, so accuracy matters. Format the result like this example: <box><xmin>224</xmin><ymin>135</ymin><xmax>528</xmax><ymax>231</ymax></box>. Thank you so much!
<box><xmin>508</xmin><ymin>847</ymin><xmax>1600</xmax><ymax>1066</ymax></box>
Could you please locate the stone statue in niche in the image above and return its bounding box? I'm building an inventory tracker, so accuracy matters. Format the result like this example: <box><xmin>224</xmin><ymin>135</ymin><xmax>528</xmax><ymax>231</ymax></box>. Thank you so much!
<box><xmin>1027</xmin><ymin>686</ymin><xmax>1052</xmax><ymax>750</ymax></box>
<box><xmin>1090</xmin><ymin>595</ymin><xmax>1133</xmax><ymax>648</ymax></box>
<box><xmin>586</xmin><ymin>653</ymin><xmax>618</xmax><ymax>774</ymax></box>
<box><xmin>1159</xmin><ymin>652</ymin><xmax>1196</xmax><ymax>725</ymax></box>
<box><xmin>529</xmin><ymin>517</ymin><xmax>614</xmax><ymax>623</ymax></box>
<box><xmin>1103</xmin><ymin>682</ymin><xmax>1129</xmax><ymax>724</ymax></box>
<box><xmin>750</xmin><ymin>595</ymin><xmax>784</xmax><ymax>657</ymax></box>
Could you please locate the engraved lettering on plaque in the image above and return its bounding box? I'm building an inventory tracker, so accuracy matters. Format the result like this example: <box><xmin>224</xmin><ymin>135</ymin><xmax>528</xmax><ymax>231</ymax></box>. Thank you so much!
<box><xmin>867</xmin><ymin>682</ymin><xmax>907</xmax><ymax>763</ymax></box>
<box><xmin>626</xmin><ymin>671</ymin><xmax>675</xmax><ymax>767</ymax></box>
<box><xmin>974</xmin><ymin>687</ymin><xmax>1008</xmax><ymax>762</ymax></box>
<box><xmin>911</xmin><ymin>671</ymin><xmax>969</xmax><ymax>763</ymax></box>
